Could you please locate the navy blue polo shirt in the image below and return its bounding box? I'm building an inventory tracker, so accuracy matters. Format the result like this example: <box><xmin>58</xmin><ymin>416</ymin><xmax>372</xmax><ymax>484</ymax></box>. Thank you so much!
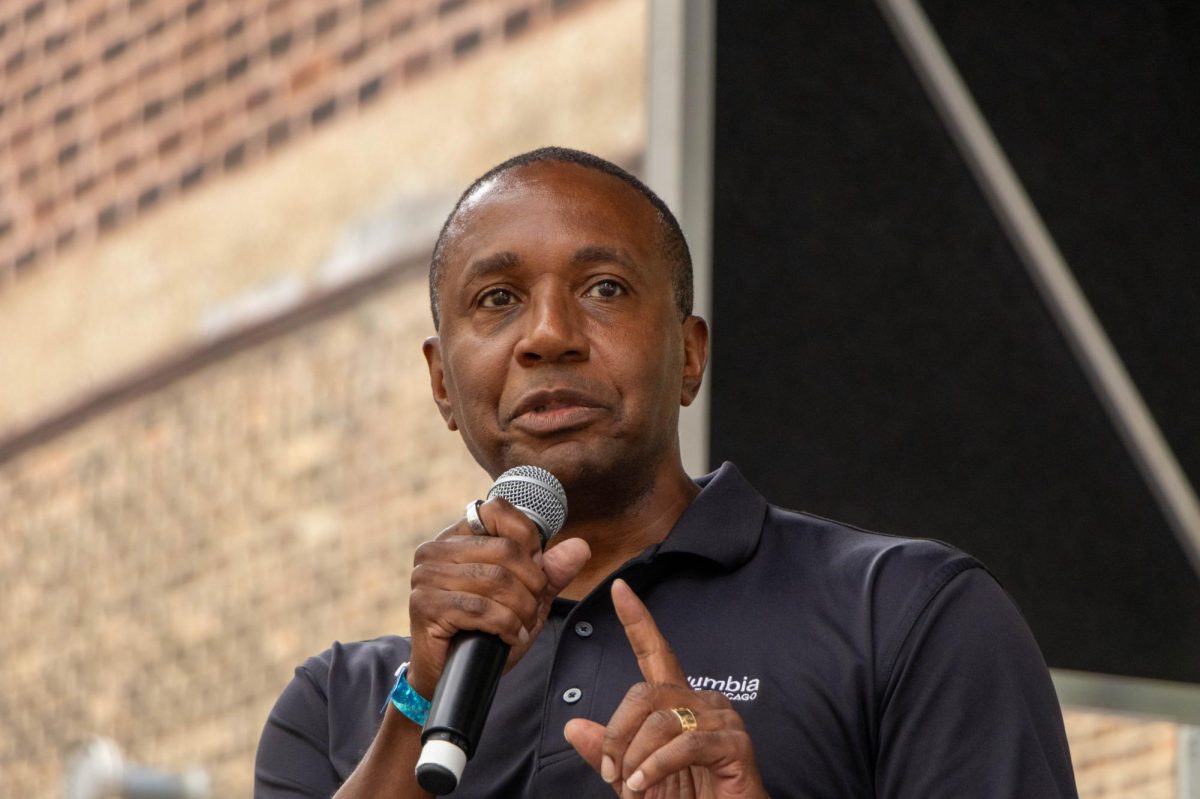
<box><xmin>255</xmin><ymin>463</ymin><xmax>1077</xmax><ymax>797</ymax></box>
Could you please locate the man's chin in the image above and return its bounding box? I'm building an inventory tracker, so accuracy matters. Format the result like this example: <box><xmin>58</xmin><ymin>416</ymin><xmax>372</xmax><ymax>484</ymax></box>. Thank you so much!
<box><xmin>494</xmin><ymin>440</ymin><xmax>658</xmax><ymax>518</ymax></box>
<box><xmin>496</xmin><ymin>439</ymin><xmax>606</xmax><ymax>485</ymax></box>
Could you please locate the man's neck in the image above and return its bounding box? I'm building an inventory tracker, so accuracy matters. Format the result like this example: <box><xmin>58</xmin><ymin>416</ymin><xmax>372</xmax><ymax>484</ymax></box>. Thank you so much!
<box><xmin>552</xmin><ymin>465</ymin><xmax>700</xmax><ymax>601</ymax></box>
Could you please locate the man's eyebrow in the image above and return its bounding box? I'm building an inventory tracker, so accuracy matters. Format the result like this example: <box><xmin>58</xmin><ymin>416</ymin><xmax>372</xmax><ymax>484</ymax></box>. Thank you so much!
<box><xmin>461</xmin><ymin>251</ymin><xmax>520</xmax><ymax>284</ymax></box>
<box><xmin>571</xmin><ymin>245</ymin><xmax>641</xmax><ymax>272</ymax></box>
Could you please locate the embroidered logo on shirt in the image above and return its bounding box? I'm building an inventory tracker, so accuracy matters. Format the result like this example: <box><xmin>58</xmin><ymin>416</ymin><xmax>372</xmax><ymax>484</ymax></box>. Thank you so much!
<box><xmin>686</xmin><ymin>674</ymin><xmax>760</xmax><ymax>702</ymax></box>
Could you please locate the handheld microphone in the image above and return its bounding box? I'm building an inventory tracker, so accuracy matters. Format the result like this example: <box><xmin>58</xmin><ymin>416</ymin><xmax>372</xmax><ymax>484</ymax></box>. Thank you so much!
<box><xmin>415</xmin><ymin>465</ymin><xmax>568</xmax><ymax>795</ymax></box>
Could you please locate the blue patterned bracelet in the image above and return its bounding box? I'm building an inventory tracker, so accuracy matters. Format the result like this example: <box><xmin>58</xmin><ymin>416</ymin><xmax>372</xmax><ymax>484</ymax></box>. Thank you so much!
<box><xmin>388</xmin><ymin>662</ymin><xmax>432</xmax><ymax>726</ymax></box>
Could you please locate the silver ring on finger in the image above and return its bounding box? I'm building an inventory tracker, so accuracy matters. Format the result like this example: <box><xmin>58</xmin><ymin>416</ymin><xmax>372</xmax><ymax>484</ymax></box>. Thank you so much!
<box><xmin>464</xmin><ymin>499</ymin><xmax>487</xmax><ymax>535</ymax></box>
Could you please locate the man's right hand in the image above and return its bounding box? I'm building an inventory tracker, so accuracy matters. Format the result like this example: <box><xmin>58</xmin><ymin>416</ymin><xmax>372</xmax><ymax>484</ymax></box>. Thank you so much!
<box><xmin>331</xmin><ymin>500</ymin><xmax>587</xmax><ymax>799</ymax></box>
<box><xmin>406</xmin><ymin>496</ymin><xmax>591</xmax><ymax>699</ymax></box>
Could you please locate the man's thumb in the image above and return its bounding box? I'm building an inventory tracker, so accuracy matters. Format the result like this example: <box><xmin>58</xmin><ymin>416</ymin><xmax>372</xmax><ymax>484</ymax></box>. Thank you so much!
<box><xmin>543</xmin><ymin>538</ymin><xmax>591</xmax><ymax>596</ymax></box>
<box><xmin>563</xmin><ymin>718</ymin><xmax>606</xmax><ymax>773</ymax></box>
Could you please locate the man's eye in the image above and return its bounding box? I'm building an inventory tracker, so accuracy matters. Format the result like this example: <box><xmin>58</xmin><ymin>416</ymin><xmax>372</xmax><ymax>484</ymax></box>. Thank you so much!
<box><xmin>585</xmin><ymin>280</ymin><xmax>625</xmax><ymax>299</ymax></box>
<box><xmin>480</xmin><ymin>289</ymin><xmax>515</xmax><ymax>308</ymax></box>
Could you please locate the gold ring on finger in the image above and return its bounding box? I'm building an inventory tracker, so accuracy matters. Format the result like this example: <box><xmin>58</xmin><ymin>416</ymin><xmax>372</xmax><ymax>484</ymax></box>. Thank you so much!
<box><xmin>669</xmin><ymin>706</ymin><xmax>698</xmax><ymax>734</ymax></box>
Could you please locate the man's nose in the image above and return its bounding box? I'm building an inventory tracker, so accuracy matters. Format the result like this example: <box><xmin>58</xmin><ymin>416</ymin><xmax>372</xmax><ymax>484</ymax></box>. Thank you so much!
<box><xmin>516</xmin><ymin>291</ymin><xmax>589</xmax><ymax>365</ymax></box>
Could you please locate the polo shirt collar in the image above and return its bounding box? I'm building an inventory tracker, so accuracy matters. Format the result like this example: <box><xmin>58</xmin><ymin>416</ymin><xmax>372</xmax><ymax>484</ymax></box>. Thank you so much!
<box><xmin>654</xmin><ymin>461</ymin><xmax>768</xmax><ymax>570</ymax></box>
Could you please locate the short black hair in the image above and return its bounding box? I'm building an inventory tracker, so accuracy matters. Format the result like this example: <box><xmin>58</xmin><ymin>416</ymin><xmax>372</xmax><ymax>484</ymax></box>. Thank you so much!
<box><xmin>428</xmin><ymin>146</ymin><xmax>692</xmax><ymax>329</ymax></box>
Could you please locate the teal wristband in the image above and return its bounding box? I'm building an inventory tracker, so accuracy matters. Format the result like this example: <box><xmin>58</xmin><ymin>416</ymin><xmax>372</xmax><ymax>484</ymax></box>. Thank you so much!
<box><xmin>389</xmin><ymin>662</ymin><xmax>431</xmax><ymax>726</ymax></box>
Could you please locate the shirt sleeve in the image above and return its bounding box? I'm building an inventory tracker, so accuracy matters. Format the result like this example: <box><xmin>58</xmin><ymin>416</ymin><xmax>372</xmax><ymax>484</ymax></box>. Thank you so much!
<box><xmin>254</xmin><ymin>660</ymin><xmax>342</xmax><ymax>799</ymax></box>
<box><xmin>875</xmin><ymin>566</ymin><xmax>1078</xmax><ymax>798</ymax></box>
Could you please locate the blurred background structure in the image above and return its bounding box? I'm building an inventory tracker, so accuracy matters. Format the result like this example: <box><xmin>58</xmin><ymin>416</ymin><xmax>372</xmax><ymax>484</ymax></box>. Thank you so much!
<box><xmin>0</xmin><ymin>0</ymin><xmax>1193</xmax><ymax>796</ymax></box>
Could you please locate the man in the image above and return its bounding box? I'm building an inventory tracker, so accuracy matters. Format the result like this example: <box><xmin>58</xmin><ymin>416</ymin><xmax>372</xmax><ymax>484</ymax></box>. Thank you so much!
<box><xmin>256</xmin><ymin>147</ymin><xmax>1078</xmax><ymax>797</ymax></box>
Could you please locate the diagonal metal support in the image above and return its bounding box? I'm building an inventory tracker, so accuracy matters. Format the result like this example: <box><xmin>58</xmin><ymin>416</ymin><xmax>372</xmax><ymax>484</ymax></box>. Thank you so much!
<box><xmin>874</xmin><ymin>0</ymin><xmax>1200</xmax><ymax>578</ymax></box>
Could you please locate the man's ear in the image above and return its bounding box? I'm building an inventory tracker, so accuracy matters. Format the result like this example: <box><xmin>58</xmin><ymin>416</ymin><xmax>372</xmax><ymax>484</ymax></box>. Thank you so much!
<box><xmin>423</xmin><ymin>336</ymin><xmax>458</xmax><ymax>431</ymax></box>
<box><xmin>680</xmin><ymin>315</ymin><xmax>709</xmax><ymax>407</ymax></box>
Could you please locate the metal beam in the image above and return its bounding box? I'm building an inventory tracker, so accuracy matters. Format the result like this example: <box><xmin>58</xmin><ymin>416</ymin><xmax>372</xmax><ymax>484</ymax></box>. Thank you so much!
<box><xmin>1053</xmin><ymin>670</ymin><xmax>1200</xmax><ymax>727</ymax></box>
<box><xmin>875</xmin><ymin>0</ymin><xmax>1200</xmax><ymax>577</ymax></box>
<box><xmin>646</xmin><ymin>0</ymin><xmax>716</xmax><ymax>477</ymax></box>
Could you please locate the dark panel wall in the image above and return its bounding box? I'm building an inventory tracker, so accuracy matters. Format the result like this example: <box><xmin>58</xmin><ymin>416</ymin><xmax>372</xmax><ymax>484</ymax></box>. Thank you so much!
<box><xmin>921</xmin><ymin>0</ymin><xmax>1200</xmax><ymax>494</ymax></box>
<box><xmin>710</xmin><ymin>1</ymin><xmax>1200</xmax><ymax>682</ymax></box>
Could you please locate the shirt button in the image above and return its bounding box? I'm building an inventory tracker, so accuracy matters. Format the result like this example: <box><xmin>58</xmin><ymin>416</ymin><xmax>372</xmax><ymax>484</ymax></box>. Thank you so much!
<box><xmin>574</xmin><ymin>621</ymin><xmax>594</xmax><ymax>638</ymax></box>
<box><xmin>562</xmin><ymin>687</ymin><xmax>583</xmax><ymax>704</ymax></box>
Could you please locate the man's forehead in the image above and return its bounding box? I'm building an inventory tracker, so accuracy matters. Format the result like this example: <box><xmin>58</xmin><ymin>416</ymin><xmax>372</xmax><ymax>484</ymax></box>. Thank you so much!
<box><xmin>437</xmin><ymin>163</ymin><xmax>662</xmax><ymax>274</ymax></box>
<box><xmin>457</xmin><ymin>160</ymin><xmax>654</xmax><ymax>221</ymax></box>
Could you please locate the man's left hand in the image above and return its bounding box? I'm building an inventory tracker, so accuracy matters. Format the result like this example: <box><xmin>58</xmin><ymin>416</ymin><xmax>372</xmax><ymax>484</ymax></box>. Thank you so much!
<box><xmin>564</xmin><ymin>579</ymin><xmax>769</xmax><ymax>799</ymax></box>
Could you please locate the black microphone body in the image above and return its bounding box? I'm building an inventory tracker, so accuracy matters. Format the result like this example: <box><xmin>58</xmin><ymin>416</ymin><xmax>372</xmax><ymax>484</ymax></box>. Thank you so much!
<box><xmin>416</xmin><ymin>466</ymin><xmax>568</xmax><ymax>795</ymax></box>
<box><xmin>419</xmin><ymin>632</ymin><xmax>509</xmax><ymax>777</ymax></box>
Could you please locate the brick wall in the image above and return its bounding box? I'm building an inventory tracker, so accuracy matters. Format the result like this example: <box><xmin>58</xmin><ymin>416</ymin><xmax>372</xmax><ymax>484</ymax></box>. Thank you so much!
<box><xmin>1066</xmin><ymin>710</ymin><xmax>1180</xmax><ymax>797</ymax></box>
<box><xmin>0</xmin><ymin>269</ymin><xmax>492</xmax><ymax>796</ymax></box>
<box><xmin>0</xmin><ymin>0</ymin><xmax>646</xmax><ymax>439</ymax></box>
<box><xmin>0</xmin><ymin>0</ymin><xmax>603</xmax><ymax>284</ymax></box>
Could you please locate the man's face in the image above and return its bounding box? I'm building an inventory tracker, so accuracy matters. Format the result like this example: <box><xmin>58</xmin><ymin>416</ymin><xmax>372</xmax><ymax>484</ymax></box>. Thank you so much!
<box><xmin>423</xmin><ymin>161</ymin><xmax>707</xmax><ymax>501</ymax></box>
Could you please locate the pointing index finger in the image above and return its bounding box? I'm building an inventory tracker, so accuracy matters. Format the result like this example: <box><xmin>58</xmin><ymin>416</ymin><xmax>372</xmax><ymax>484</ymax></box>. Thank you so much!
<box><xmin>611</xmin><ymin>578</ymin><xmax>687</xmax><ymax>686</ymax></box>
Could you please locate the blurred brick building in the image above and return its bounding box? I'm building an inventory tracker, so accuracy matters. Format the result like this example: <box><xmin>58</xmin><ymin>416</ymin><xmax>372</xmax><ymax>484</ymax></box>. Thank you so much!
<box><xmin>0</xmin><ymin>0</ymin><xmax>1186</xmax><ymax>796</ymax></box>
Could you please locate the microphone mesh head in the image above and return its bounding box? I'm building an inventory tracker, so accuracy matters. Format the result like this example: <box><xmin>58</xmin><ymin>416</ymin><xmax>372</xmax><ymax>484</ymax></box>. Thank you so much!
<box><xmin>487</xmin><ymin>465</ymin><xmax>568</xmax><ymax>544</ymax></box>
